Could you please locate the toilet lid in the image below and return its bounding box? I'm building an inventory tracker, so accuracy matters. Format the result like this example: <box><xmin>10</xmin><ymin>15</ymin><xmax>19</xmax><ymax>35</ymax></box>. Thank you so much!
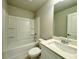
<box><xmin>28</xmin><ymin>47</ymin><xmax>41</xmax><ymax>57</ymax></box>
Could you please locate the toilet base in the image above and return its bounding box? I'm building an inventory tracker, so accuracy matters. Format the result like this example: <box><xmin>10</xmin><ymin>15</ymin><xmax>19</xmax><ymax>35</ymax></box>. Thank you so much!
<box><xmin>31</xmin><ymin>57</ymin><xmax>38</xmax><ymax>59</ymax></box>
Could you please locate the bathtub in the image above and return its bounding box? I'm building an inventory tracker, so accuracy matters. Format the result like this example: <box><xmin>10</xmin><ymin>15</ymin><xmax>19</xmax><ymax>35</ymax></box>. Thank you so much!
<box><xmin>3</xmin><ymin>42</ymin><xmax>38</xmax><ymax>59</ymax></box>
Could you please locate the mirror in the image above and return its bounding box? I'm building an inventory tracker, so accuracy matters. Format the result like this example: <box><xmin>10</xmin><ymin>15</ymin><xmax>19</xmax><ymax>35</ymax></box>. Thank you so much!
<box><xmin>53</xmin><ymin>0</ymin><xmax>77</xmax><ymax>40</ymax></box>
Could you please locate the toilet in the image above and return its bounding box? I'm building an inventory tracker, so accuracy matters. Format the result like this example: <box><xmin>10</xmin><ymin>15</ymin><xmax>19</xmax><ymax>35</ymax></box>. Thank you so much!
<box><xmin>28</xmin><ymin>39</ymin><xmax>44</xmax><ymax>59</ymax></box>
<box><xmin>28</xmin><ymin>47</ymin><xmax>41</xmax><ymax>59</ymax></box>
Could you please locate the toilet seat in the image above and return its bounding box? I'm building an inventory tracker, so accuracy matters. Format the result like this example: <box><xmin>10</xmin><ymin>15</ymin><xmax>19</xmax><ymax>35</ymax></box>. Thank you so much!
<box><xmin>28</xmin><ymin>47</ymin><xmax>41</xmax><ymax>57</ymax></box>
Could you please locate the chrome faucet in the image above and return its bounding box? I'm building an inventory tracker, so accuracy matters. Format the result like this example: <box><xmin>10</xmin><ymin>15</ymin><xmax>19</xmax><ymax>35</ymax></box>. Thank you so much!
<box><xmin>61</xmin><ymin>39</ymin><xmax>69</xmax><ymax>44</ymax></box>
<box><xmin>61</xmin><ymin>34</ymin><xmax>71</xmax><ymax>44</ymax></box>
<box><xmin>60</xmin><ymin>37</ymin><xmax>70</xmax><ymax>44</ymax></box>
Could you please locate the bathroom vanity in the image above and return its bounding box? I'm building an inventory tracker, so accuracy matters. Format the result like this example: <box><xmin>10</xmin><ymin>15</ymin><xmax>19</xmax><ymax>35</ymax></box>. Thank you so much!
<box><xmin>40</xmin><ymin>43</ymin><xmax>63</xmax><ymax>59</ymax></box>
<box><xmin>39</xmin><ymin>39</ymin><xmax>77</xmax><ymax>59</ymax></box>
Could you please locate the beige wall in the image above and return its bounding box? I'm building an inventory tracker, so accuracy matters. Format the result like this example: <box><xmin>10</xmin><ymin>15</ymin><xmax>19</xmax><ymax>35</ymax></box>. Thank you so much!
<box><xmin>37</xmin><ymin>0</ymin><xmax>54</xmax><ymax>39</ymax></box>
<box><xmin>8</xmin><ymin>5</ymin><xmax>34</xmax><ymax>18</ymax></box>
<box><xmin>54</xmin><ymin>5</ymin><xmax>77</xmax><ymax>37</ymax></box>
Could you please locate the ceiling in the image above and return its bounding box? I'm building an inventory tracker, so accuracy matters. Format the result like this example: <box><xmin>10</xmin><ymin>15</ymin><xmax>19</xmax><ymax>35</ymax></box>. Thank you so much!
<box><xmin>54</xmin><ymin>0</ymin><xmax>77</xmax><ymax>13</ymax></box>
<box><xmin>7</xmin><ymin>0</ymin><xmax>48</xmax><ymax>12</ymax></box>
<box><xmin>7</xmin><ymin>0</ymin><xmax>77</xmax><ymax>12</ymax></box>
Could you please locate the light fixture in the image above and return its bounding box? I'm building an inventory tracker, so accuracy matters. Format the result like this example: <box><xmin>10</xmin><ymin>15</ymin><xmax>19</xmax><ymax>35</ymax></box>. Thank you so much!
<box><xmin>28</xmin><ymin>0</ymin><xmax>32</xmax><ymax>2</ymax></box>
<box><xmin>54</xmin><ymin>0</ymin><xmax>64</xmax><ymax>4</ymax></box>
<box><xmin>60</xmin><ymin>0</ymin><xmax>64</xmax><ymax>2</ymax></box>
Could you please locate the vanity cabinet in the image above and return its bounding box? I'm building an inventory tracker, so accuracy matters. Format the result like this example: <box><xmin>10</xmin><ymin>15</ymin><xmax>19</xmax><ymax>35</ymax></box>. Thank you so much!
<box><xmin>40</xmin><ymin>44</ymin><xmax>64</xmax><ymax>59</ymax></box>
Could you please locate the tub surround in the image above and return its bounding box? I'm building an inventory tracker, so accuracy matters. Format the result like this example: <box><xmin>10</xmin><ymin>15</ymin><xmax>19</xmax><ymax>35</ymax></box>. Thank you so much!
<box><xmin>40</xmin><ymin>39</ymin><xmax>77</xmax><ymax>59</ymax></box>
<box><xmin>3</xmin><ymin>42</ymin><xmax>37</xmax><ymax>59</ymax></box>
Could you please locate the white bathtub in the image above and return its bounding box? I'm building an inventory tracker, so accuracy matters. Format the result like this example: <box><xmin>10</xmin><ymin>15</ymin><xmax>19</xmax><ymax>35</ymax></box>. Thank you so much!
<box><xmin>3</xmin><ymin>42</ymin><xmax>38</xmax><ymax>59</ymax></box>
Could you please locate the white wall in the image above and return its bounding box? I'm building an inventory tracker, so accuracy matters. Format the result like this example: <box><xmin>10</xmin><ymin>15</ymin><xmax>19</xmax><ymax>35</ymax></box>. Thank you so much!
<box><xmin>36</xmin><ymin>0</ymin><xmax>54</xmax><ymax>39</ymax></box>
<box><xmin>34</xmin><ymin>16</ymin><xmax>40</xmax><ymax>41</ymax></box>
<box><xmin>2</xmin><ymin>0</ymin><xmax>7</xmax><ymax>11</ymax></box>
<box><xmin>2</xmin><ymin>0</ymin><xmax>9</xmax><ymax>51</ymax></box>
<box><xmin>2</xmin><ymin>9</ymin><xmax>9</xmax><ymax>51</ymax></box>
<box><xmin>8</xmin><ymin>5</ymin><xmax>34</xmax><ymax>19</ymax></box>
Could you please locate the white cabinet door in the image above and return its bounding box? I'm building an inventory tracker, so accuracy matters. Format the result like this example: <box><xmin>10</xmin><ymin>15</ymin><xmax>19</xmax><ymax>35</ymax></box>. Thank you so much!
<box><xmin>40</xmin><ymin>44</ymin><xmax>63</xmax><ymax>59</ymax></box>
<box><xmin>67</xmin><ymin>12</ymin><xmax>77</xmax><ymax>39</ymax></box>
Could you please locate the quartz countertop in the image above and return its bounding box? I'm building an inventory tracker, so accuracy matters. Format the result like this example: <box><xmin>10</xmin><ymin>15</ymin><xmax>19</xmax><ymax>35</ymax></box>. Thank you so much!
<box><xmin>40</xmin><ymin>39</ymin><xmax>77</xmax><ymax>59</ymax></box>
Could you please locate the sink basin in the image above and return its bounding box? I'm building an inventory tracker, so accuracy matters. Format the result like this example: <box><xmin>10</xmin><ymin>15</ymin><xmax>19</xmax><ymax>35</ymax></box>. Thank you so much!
<box><xmin>48</xmin><ymin>41</ymin><xmax>77</xmax><ymax>54</ymax></box>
